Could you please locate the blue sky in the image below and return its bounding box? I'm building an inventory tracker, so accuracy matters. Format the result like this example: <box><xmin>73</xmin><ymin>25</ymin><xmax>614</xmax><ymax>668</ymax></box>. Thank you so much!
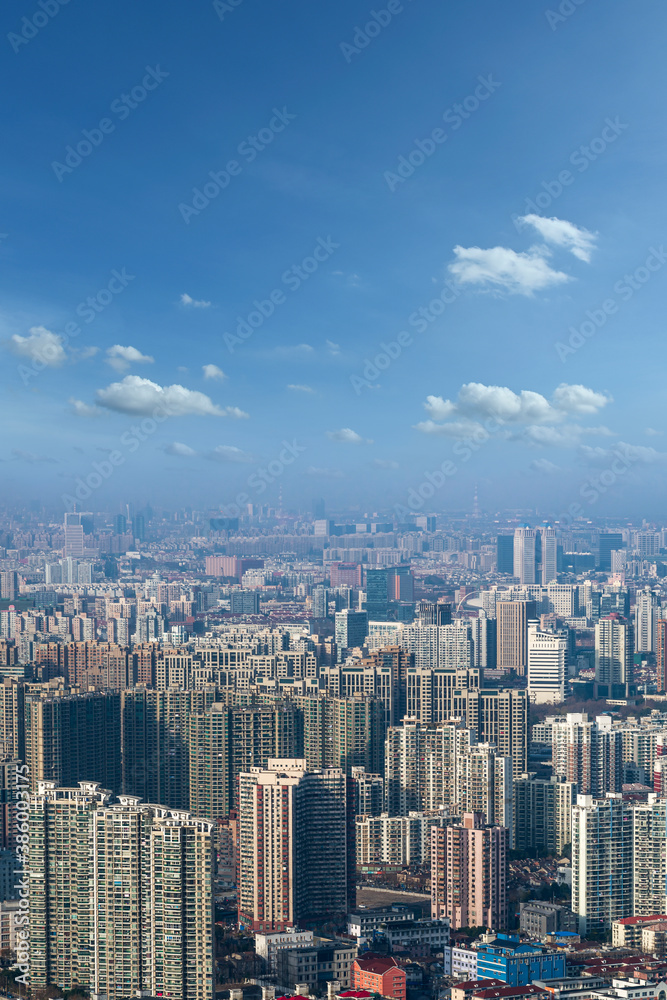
<box><xmin>2</xmin><ymin>0</ymin><xmax>667</xmax><ymax>518</ymax></box>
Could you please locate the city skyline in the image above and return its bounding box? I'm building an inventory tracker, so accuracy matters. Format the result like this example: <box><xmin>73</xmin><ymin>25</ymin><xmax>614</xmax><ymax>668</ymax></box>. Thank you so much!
<box><xmin>2</xmin><ymin>3</ymin><xmax>667</xmax><ymax>515</ymax></box>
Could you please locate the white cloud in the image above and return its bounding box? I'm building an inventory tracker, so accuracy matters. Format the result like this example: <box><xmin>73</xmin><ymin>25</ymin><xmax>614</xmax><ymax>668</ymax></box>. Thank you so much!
<box><xmin>94</xmin><ymin>375</ymin><xmax>247</xmax><ymax>418</ymax></box>
<box><xmin>165</xmin><ymin>442</ymin><xmax>197</xmax><ymax>457</ymax></box>
<box><xmin>645</xmin><ymin>428</ymin><xmax>663</xmax><ymax>437</ymax></box>
<box><xmin>202</xmin><ymin>364</ymin><xmax>226</xmax><ymax>381</ymax></box>
<box><xmin>530</xmin><ymin>458</ymin><xmax>561</xmax><ymax>475</ymax></box>
<box><xmin>106</xmin><ymin>344</ymin><xmax>154</xmax><ymax>373</ymax></box>
<box><xmin>287</xmin><ymin>383</ymin><xmax>316</xmax><ymax>394</ymax></box>
<box><xmin>579</xmin><ymin>441</ymin><xmax>667</xmax><ymax>467</ymax></box>
<box><xmin>449</xmin><ymin>244</ymin><xmax>571</xmax><ymax>296</ymax></box>
<box><xmin>373</xmin><ymin>458</ymin><xmax>399</xmax><ymax>469</ymax></box>
<box><xmin>326</xmin><ymin>340</ymin><xmax>341</xmax><ymax>355</ymax></box>
<box><xmin>520</xmin><ymin>424</ymin><xmax>611</xmax><ymax>448</ymax></box>
<box><xmin>414</xmin><ymin>419</ymin><xmax>487</xmax><ymax>440</ymax></box>
<box><xmin>520</xmin><ymin>215</ymin><xmax>598</xmax><ymax>262</ymax></box>
<box><xmin>270</xmin><ymin>343</ymin><xmax>314</xmax><ymax>358</ymax></box>
<box><xmin>69</xmin><ymin>398</ymin><xmax>102</xmax><ymax>418</ymax></box>
<box><xmin>420</xmin><ymin>382</ymin><xmax>609</xmax><ymax>435</ymax></box>
<box><xmin>307</xmin><ymin>466</ymin><xmax>344</xmax><ymax>479</ymax></box>
<box><xmin>208</xmin><ymin>445</ymin><xmax>253</xmax><ymax>463</ymax></box>
<box><xmin>326</xmin><ymin>427</ymin><xmax>371</xmax><ymax>444</ymax></box>
<box><xmin>551</xmin><ymin>383</ymin><xmax>611</xmax><ymax>414</ymax></box>
<box><xmin>71</xmin><ymin>345</ymin><xmax>99</xmax><ymax>360</ymax></box>
<box><xmin>8</xmin><ymin>326</ymin><xmax>66</xmax><ymax>367</ymax></box>
<box><xmin>181</xmin><ymin>293</ymin><xmax>211</xmax><ymax>308</ymax></box>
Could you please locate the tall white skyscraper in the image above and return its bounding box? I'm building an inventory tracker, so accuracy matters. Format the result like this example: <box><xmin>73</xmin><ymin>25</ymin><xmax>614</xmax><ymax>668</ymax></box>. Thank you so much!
<box><xmin>527</xmin><ymin>623</ymin><xmax>567</xmax><ymax>704</ymax></box>
<box><xmin>513</xmin><ymin>526</ymin><xmax>537</xmax><ymax>584</ymax></box>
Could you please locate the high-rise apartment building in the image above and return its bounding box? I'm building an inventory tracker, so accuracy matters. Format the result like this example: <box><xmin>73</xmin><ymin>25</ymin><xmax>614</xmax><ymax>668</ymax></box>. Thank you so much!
<box><xmin>24</xmin><ymin>690</ymin><xmax>121</xmax><ymax>794</ymax></box>
<box><xmin>453</xmin><ymin>688</ymin><xmax>529</xmax><ymax>777</ymax></box>
<box><xmin>431</xmin><ymin>813</ymin><xmax>508</xmax><ymax>930</ymax></box>
<box><xmin>238</xmin><ymin>759</ymin><xmax>354</xmax><ymax>931</ymax></box>
<box><xmin>595</xmin><ymin>614</ymin><xmax>634</xmax><ymax>699</ymax></box>
<box><xmin>28</xmin><ymin>781</ymin><xmax>214</xmax><ymax>1000</ymax></box>
<box><xmin>571</xmin><ymin>792</ymin><xmax>633</xmax><ymax>936</ymax></box>
<box><xmin>632</xmin><ymin>795</ymin><xmax>667</xmax><ymax>916</ymax></box>
<box><xmin>385</xmin><ymin>720</ymin><xmax>476</xmax><ymax>815</ymax></box>
<box><xmin>456</xmin><ymin>744</ymin><xmax>513</xmax><ymax>832</ymax></box>
<box><xmin>635</xmin><ymin>588</ymin><xmax>659</xmax><ymax>654</ymax></box>
<box><xmin>0</xmin><ymin>573</ymin><xmax>18</xmax><ymax>601</ymax></box>
<box><xmin>513</xmin><ymin>774</ymin><xmax>575</xmax><ymax>854</ymax></box>
<box><xmin>352</xmin><ymin>766</ymin><xmax>384</xmax><ymax>816</ymax></box>
<box><xmin>658</xmin><ymin>621</ymin><xmax>667</xmax><ymax>693</ymax></box>
<box><xmin>550</xmin><ymin>713</ymin><xmax>622</xmax><ymax>796</ymax></box>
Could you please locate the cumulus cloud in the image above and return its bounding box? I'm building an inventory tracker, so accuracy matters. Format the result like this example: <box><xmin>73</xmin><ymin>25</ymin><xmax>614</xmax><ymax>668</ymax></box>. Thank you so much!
<box><xmin>415</xmin><ymin>419</ymin><xmax>487</xmax><ymax>441</ymax></box>
<box><xmin>373</xmin><ymin>458</ymin><xmax>399</xmax><ymax>469</ymax></box>
<box><xmin>326</xmin><ymin>427</ymin><xmax>371</xmax><ymax>444</ymax></box>
<box><xmin>94</xmin><ymin>375</ymin><xmax>248</xmax><ymax>418</ymax></box>
<box><xmin>181</xmin><ymin>293</ymin><xmax>211</xmax><ymax>308</ymax></box>
<box><xmin>270</xmin><ymin>343</ymin><xmax>314</xmax><ymax>358</ymax></box>
<box><xmin>208</xmin><ymin>445</ymin><xmax>253</xmax><ymax>463</ymax></box>
<box><xmin>449</xmin><ymin>245</ymin><xmax>571</xmax><ymax>296</ymax></box>
<box><xmin>287</xmin><ymin>384</ymin><xmax>316</xmax><ymax>394</ymax></box>
<box><xmin>8</xmin><ymin>326</ymin><xmax>66</xmax><ymax>367</ymax></box>
<box><xmin>326</xmin><ymin>340</ymin><xmax>341</xmax><ymax>355</ymax></box>
<box><xmin>419</xmin><ymin>382</ymin><xmax>610</xmax><ymax>437</ymax></box>
<box><xmin>551</xmin><ymin>384</ymin><xmax>610</xmax><ymax>414</ymax></box>
<box><xmin>645</xmin><ymin>428</ymin><xmax>663</xmax><ymax>437</ymax></box>
<box><xmin>165</xmin><ymin>442</ymin><xmax>197</xmax><ymax>457</ymax></box>
<box><xmin>71</xmin><ymin>346</ymin><xmax>99</xmax><ymax>360</ymax></box>
<box><xmin>202</xmin><ymin>364</ymin><xmax>226</xmax><ymax>381</ymax></box>
<box><xmin>106</xmin><ymin>344</ymin><xmax>154</xmax><ymax>373</ymax></box>
<box><xmin>307</xmin><ymin>466</ymin><xmax>344</xmax><ymax>479</ymax></box>
<box><xmin>520</xmin><ymin>215</ymin><xmax>598</xmax><ymax>262</ymax></box>
<box><xmin>69</xmin><ymin>398</ymin><xmax>102</xmax><ymax>418</ymax></box>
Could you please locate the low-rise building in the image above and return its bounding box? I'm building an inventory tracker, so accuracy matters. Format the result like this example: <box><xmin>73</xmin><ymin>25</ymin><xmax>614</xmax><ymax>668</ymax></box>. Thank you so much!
<box><xmin>347</xmin><ymin>905</ymin><xmax>418</xmax><ymax>940</ymax></box>
<box><xmin>519</xmin><ymin>902</ymin><xmax>577</xmax><ymax>939</ymax></box>
<box><xmin>451</xmin><ymin>946</ymin><xmax>479</xmax><ymax>981</ymax></box>
<box><xmin>255</xmin><ymin>928</ymin><xmax>316</xmax><ymax>973</ymax></box>
<box><xmin>451</xmin><ymin>979</ymin><xmax>505</xmax><ymax>1000</ymax></box>
<box><xmin>276</xmin><ymin>937</ymin><xmax>357</xmax><ymax>991</ymax></box>
<box><xmin>351</xmin><ymin>954</ymin><xmax>406</xmax><ymax>1000</ymax></box>
<box><xmin>475</xmin><ymin>936</ymin><xmax>566</xmax><ymax>986</ymax></box>
<box><xmin>613</xmin><ymin>916</ymin><xmax>667</xmax><ymax>950</ymax></box>
<box><xmin>381</xmin><ymin>917</ymin><xmax>450</xmax><ymax>955</ymax></box>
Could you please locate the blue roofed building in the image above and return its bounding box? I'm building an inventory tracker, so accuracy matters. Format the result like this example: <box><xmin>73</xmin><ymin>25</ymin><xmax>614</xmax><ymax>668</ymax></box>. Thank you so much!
<box><xmin>475</xmin><ymin>935</ymin><xmax>566</xmax><ymax>986</ymax></box>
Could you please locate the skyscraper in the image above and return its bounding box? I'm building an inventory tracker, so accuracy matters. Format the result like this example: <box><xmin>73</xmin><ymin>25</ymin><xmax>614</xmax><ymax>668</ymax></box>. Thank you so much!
<box><xmin>497</xmin><ymin>600</ymin><xmax>536</xmax><ymax>674</ymax></box>
<box><xmin>431</xmin><ymin>813</ymin><xmax>508</xmax><ymax>930</ymax></box>
<box><xmin>28</xmin><ymin>781</ymin><xmax>214</xmax><ymax>1000</ymax></box>
<box><xmin>527</xmin><ymin>623</ymin><xmax>567</xmax><ymax>704</ymax></box>
<box><xmin>238</xmin><ymin>758</ymin><xmax>354</xmax><ymax>931</ymax></box>
<box><xmin>513</xmin><ymin>526</ymin><xmax>537</xmax><ymax>584</ymax></box>
<box><xmin>335</xmin><ymin>609</ymin><xmax>368</xmax><ymax>661</ymax></box>
<box><xmin>538</xmin><ymin>523</ymin><xmax>558</xmax><ymax>585</ymax></box>
<box><xmin>496</xmin><ymin>535</ymin><xmax>514</xmax><ymax>575</ymax></box>
<box><xmin>63</xmin><ymin>512</ymin><xmax>85</xmax><ymax>558</ymax></box>
<box><xmin>365</xmin><ymin>569</ymin><xmax>390</xmax><ymax>621</ymax></box>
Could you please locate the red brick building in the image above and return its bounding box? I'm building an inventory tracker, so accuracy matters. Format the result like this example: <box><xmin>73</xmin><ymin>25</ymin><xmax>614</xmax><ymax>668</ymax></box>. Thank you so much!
<box><xmin>351</xmin><ymin>955</ymin><xmax>406</xmax><ymax>1000</ymax></box>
